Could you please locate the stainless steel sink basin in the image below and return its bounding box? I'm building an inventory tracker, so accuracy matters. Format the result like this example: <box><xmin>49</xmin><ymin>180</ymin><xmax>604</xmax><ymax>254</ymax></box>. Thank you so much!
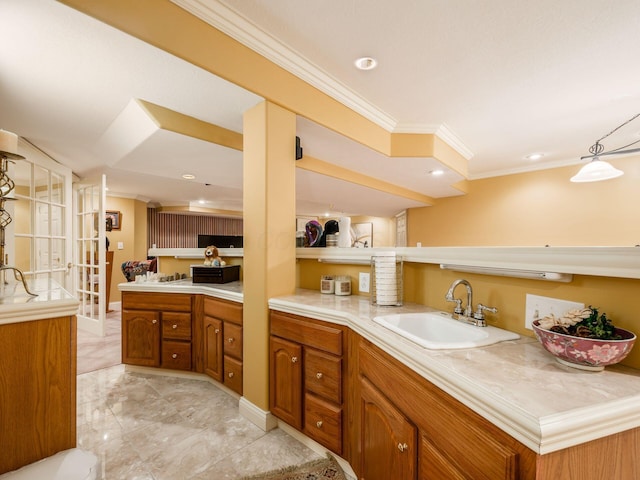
<box><xmin>372</xmin><ymin>311</ymin><xmax>519</xmax><ymax>349</ymax></box>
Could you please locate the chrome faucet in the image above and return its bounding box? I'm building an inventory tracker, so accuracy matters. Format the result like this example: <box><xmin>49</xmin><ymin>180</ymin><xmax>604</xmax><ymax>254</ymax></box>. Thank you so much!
<box><xmin>445</xmin><ymin>279</ymin><xmax>474</xmax><ymax>317</ymax></box>
<box><xmin>445</xmin><ymin>279</ymin><xmax>498</xmax><ymax>327</ymax></box>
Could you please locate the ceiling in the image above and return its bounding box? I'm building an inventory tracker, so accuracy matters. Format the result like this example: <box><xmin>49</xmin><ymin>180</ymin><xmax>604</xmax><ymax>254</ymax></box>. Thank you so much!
<box><xmin>1</xmin><ymin>0</ymin><xmax>639</xmax><ymax>218</ymax></box>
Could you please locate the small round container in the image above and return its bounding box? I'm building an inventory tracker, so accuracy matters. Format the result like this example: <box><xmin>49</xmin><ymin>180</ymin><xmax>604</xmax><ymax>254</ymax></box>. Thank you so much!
<box><xmin>321</xmin><ymin>275</ymin><xmax>335</xmax><ymax>294</ymax></box>
<box><xmin>334</xmin><ymin>275</ymin><xmax>352</xmax><ymax>296</ymax></box>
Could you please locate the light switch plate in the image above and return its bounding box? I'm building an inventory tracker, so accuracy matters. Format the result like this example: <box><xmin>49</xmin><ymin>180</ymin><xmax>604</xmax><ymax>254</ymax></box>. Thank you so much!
<box><xmin>359</xmin><ymin>272</ymin><xmax>370</xmax><ymax>293</ymax></box>
<box><xmin>117</xmin><ymin>241</ymin><xmax>124</xmax><ymax>250</ymax></box>
<box><xmin>525</xmin><ymin>294</ymin><xmax>584</xmax><ymax>330</ymax></box>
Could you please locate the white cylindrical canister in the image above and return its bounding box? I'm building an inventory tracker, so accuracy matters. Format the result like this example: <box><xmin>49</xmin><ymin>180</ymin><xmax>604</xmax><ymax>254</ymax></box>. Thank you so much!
<box><xmin>338</xmin><ymin>217</ymin><xmax>352</xmax><ymax>247</ymax></box>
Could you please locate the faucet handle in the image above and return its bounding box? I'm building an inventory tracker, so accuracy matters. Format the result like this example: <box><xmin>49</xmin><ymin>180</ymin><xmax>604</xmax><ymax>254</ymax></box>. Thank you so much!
<box><xmin>473</xmin><ymin>303</ymin><xmax>498</xmax><ymax>321</ymax></box>
<box><xmin>446</xmin><ymin>297</ymin><xmax>464</xmax><ymax>315</ymax></box>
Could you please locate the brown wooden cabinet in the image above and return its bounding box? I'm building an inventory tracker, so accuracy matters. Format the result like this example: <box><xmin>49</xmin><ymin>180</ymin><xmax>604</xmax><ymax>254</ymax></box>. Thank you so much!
<box><xmin>269</xmin><ymin>310</ymin><xmax>347</xmax><ymax>455</ymax></box>
<box><xmin>122</xmin><ymin>291</ymin><xmax>193</xmax><ymax>371</ymax></box>
<box><xmin>122</xmin><ymin>309</ymin><xmax>160</xmax><ymax>366</ymax></box>
<box><xmin>0</xmin><ymin>316</ymin><xmax>77</xmax><ymax>475</ymax></box>
<box><xmin>350</xmin><ymin>335</ymin><xmax>531</xmax><ymax>480</ymax></box>
<box><xmin>203</xmin><ymin>296</ymin><xmax>243</xmax><ymax>395</ymax></box>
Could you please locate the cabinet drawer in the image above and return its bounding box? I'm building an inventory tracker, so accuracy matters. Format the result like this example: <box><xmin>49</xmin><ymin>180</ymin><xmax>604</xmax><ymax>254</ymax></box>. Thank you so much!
<box><xmin>162</xmin><ymin>312</ymin><xmax>192</xmax><ymax>340</ymax></box>
<box><xmin>270</xmin><ymin>311</ymin><xmax>343</xmax><ymax>355</ymax></box>
<box><xmin>224</xmin><ymin>355</ymin><xmax>243</xmax><ymax>395</ymax></box>
<box><xmin>161</xmin><ymin>340</ymin><xmax>192</xmax><ymax>371</ymax></box>
<box><xmin>224</xmin><ymin>322</ymin><xmax>243</xmax><ymax>360</ymax></box>
<box><xmin>304</xmin><ymin>394</ymin><xmax>342</xmax><ymax>455</ymax></box>
<box><xmin>122</xmin><ymin>292</ymin><xmax>192</xmax><ymax>312</ymax></box>
<box><xmin>204</xmin><ymin>297</ymin><xmax>243</xmax><ymax>325</ymax></box>
<box><xmin>304</xmin><ymin>348</ymin><xmax>342</xmax><ymax>404</ymax></box>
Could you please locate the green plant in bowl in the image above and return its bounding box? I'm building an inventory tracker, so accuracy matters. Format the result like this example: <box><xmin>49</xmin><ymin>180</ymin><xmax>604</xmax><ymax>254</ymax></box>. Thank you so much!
<box><xmin>533</xmin><ymin>307</ymin><xmax>636</xmax><ymax>371</ymax></box>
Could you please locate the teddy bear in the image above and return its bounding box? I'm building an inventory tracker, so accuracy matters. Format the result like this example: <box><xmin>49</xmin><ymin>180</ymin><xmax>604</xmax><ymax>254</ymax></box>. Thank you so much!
<box><xmin>203</xmin><ymin>245</ymin><xmax>226</xmax><ymax>267</ymax></box>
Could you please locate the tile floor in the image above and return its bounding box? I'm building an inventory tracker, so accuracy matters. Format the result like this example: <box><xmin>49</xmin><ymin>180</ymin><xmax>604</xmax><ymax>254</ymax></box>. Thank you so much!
<box><xmin>76</xmin><ymin>306</ymin><xmax>325</xmax><ymax>479</ymax></box>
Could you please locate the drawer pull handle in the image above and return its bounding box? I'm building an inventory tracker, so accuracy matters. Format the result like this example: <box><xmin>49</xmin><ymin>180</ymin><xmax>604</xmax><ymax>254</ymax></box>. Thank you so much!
<box><xmin>291</xmin><ymin>356</ymin><xmax>298</xmax><ymax>363</ymax></box>
<box><xmin>214</xmin><ymin>328</ymin><xmax>220</xmax><ymax>334</ymax></box>
<box><xmin>397</xmin><ymin>443</ymin><xmax>408</xmax><ymax>453</ymax></box>
<box><xmin>172</xmin><ymin>324</ymin><xmax>178</xmax><ymax>329</ymax></box>
<box><xmin>316</xmin><ymin>421</ymin><xmax>323</xmax><ymax>428</ymax></box>
<box><xmin>172</xmin><ymin>353</ymin><xmax>178</xmax><ymax>359</ymax></box>
<box><xmin>152</xmin><ymin>319</ymin><xmax>157</xmax><ymax>324</ymax></box>
<box><xmin>228</xmin><ymin>337</ymin><xmax>234</xmax><ymax>343</ymax></box>
<box><xmin>228</xmin><ymin>372</ymin><xmax>234</xmax><ymax>378</ymax></box>
<box><xmin>316</xmin><ymin>372</ymin><xmax>323</xmax><ymax>379</ymax></box>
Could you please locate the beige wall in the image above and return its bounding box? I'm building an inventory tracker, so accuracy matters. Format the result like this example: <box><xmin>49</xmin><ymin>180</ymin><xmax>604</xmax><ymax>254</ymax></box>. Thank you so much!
<box><xmin>106</xmin><ymin>197</ymin><xmax>148</xmax><ymax>303</ymax></box>
<box><xmin>408</xmin><ymin>156</ymin><xmax>640</xmax><ymax>247</ymax></box>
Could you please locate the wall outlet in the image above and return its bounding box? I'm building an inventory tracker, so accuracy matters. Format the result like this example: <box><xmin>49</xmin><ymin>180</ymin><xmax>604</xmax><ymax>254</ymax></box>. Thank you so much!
<box><xmin>359</xmin><ymin>272</ymin><xmax>370</xmax><ymax>293</ymax></box>
<box><xmin>524</xmin><ymin>294</ymin><xmax>584</xmax><ymax>330</ymax></box>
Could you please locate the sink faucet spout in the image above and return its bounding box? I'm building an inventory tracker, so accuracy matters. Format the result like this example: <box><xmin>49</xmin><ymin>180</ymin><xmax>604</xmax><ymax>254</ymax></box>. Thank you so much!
<box><xmin>445</xmin><ymin>279</ymin><xmax>473</xmax><ymax>318</ymax></box>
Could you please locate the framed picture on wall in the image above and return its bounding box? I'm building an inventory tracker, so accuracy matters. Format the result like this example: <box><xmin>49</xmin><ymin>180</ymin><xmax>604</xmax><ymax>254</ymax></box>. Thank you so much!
<box><xmin>353</xmin><ymin>222</ymin><xmax>373</xmax><ymax>247</ymax></box>
<box><xmin>106</xmin><ymin>210</ymin><xmax>121</xmax><ymax>230</ymax></box>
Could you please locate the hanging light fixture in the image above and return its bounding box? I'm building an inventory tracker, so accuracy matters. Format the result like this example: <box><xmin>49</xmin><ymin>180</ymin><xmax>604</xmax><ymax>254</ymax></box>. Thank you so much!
<box><xmin>571</xmin><ymin>113</ymin><xmax>640</xmax><ymax>182</ymax></box>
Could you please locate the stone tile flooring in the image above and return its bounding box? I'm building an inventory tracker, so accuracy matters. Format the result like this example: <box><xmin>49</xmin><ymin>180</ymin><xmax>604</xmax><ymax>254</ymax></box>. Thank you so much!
<box><xmin>76</xmin><ymin>308</ymin><xmax>324</xmax><ymax>479</ymax></box>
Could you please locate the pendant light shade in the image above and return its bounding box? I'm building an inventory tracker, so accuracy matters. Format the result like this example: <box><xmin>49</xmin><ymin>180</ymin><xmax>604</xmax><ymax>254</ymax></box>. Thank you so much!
<box><xmin>570</xmin><ymin>158</ymin><xmax>624</xmax><ymax>183</ymax></box>
<box><xmin>571</xmin><ymin>112</ymin><xmax>640</xmax><ymax>183</ymax></box>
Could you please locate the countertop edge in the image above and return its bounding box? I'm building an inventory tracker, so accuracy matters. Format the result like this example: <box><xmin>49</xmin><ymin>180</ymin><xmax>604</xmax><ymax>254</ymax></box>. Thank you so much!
<box><xmin>0</xmin><ymin>298</ymin><xmax>79</xmax><ymax>324</ymax></box>
<box><xmin>118</xmin><ymin>281</ymin><xmax>244</xmax><ymax>303</ymax></box>
<box><xmin>268</xmin><ymin>297</ymin><xmax>639</xmax><ymax>455</ymax></box>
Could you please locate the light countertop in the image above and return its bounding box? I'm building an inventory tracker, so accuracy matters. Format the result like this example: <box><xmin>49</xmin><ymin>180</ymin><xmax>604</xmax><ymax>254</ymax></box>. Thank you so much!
<box><xmin>118</xmin><ymin>278</ymin><xmax>243</xmax><ymax>303</ymax></box>
<box><xmin>268</xmin><ymin>290</ymin><xmax>640</xmax><ymax>455</ymax></box>
<box><xmin>117</xmin><ymin>280</ymin><xmax>640</xmax><ymax>455</ymax></box>
<box><xmin>0</xmin><ymin>278</ymin><xmax>79</xmax><ymax>324</ymax></box>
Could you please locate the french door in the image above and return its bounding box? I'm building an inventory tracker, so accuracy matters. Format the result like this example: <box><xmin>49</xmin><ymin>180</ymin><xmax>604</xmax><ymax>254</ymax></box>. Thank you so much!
<box><xmin>74</xmin><ymin>175</ymin><xmax>107</xmax><ymax>336</ymax></box>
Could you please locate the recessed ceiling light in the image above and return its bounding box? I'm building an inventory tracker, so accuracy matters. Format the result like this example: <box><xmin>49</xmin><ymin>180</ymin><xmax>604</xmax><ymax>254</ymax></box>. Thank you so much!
<box><xmin>525</xmin><ymin>153</ymin><xmax>544</xmax><ymax>161</ymax></box>
<box><xmin>429</xmin><ymin>169</ymin><xmax>444</xmax><ymax>176</ymax></box>
<box><xmin>198</xmin><ymin>199</ymin><xmax>206</xmax><ymax>204</ymax></box>
<box><xmin>354</xmin><ymin>57</ymin><xmax>378</xmax><ymax>71</ymax></box>
<box><xmin>182</xmin><ymin>173</ymin><xmax>196</xmax><ymax>180</ymax></box>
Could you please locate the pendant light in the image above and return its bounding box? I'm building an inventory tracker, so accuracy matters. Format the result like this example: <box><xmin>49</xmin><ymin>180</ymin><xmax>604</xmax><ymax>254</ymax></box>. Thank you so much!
<box><xmin>571</xmin><ymin>112</ymin><xmax>640</xmax><ymax>183</ymax></box>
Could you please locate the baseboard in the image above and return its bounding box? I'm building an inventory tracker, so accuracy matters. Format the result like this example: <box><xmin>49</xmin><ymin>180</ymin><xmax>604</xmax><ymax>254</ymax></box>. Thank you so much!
<box><xmin>276</xmin><ymin>422</ymin><xmax>357</xmax><ymax>480</ymax></box>
<box><xmin>238</xmin><ymin>396</ymin><xmax>278</xmax><ymax>432</ymax></box>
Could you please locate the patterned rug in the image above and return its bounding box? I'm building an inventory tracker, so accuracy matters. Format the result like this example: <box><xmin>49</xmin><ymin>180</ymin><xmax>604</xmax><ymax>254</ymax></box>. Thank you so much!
<box><xmin>240</xmin><ymin>455</ymin><xmax>346</xmax><ymax>480</ymax></box>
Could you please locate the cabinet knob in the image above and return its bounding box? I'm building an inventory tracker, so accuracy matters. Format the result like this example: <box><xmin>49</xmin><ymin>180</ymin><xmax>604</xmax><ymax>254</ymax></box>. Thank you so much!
<box><xmin>214</xmin><ymin>328</ymin><xmax>220</xmax><ymax>334</ymax></box>
<box><xmin>291</xmin><ymin>356</ymin><xmax>298</xmax><ymax>363</ymax></box>
<box><xmin>228</xmin><ymin>337</ymin><xmax>234</xmax><ymax>343</ymax></box>
<box><xmin>316</xmin><ymin>420</ymin><xmax>323</xmax><ymax>428</ymax></box>
<box><xmin>397</xmin><ymin>443</ymin><xmax>409</xmax><ymax>453</ymax></box>
<box><xmin>172</xmin><ymin>324</ymin><xmax>178</xmax><ymax>329</ymax></box>
<box><xmin>172</xmin><ymin>353</ymin><xmax>178</xmax><ymax>359</ymax></box>
<box><xmin>228</xmin><ymin>372</ymin><xmax>234</xmax><ymax>378</ymax></box>
<box><xmin>316</xmin><ymin>372</ymin><xmax>323</xmax><ymax>379</ymax></box>
<box><xmin>152</xmin><ymin>319</ymin><xmax>157</xmax><ymax>324</ymax></box>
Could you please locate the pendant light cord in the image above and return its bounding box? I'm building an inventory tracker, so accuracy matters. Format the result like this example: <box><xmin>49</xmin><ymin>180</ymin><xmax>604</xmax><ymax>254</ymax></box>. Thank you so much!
<box><xmin>590</xmin><ymin>112</ymin><xmax>640</xmax><ymax>155</ymax></box>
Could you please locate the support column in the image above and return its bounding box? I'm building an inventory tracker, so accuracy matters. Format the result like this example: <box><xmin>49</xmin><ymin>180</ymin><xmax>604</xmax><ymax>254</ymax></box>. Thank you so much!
<box><xmin>241</xmin><ymin>101</ymin><xmax>296</xmax><ymax>421</ymax></box>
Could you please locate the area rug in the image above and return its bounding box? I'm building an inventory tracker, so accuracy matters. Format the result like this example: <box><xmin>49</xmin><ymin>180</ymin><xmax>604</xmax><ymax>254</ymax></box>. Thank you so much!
<box><xmin>240</xmin><ymin>454</ymin><xmax>347</xmax><ymax>480</ymax></box>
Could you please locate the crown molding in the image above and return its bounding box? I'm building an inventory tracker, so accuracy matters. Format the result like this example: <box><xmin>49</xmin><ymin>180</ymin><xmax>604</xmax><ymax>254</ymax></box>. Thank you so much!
<box><xmin>171</xmin><ymin>0</ymin><xmax>475</xmax><ymax>161</ymax></box>
<box><xmin>172</xmin><ymin>0</ymin><xmax>397</xmax><ymax>131</ymax></box>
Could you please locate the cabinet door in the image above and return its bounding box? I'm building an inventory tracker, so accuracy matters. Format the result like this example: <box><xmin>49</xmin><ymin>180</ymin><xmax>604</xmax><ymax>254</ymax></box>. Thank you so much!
<box><xmin>122</xmin><ymin>310</ymin><xmax>160</xmax><ymax>366</ymax></box>
<box><xmin>224</xmin><ymin>322</ymin><xmax>243</xmax><ymax>360</ymax></box>
<box><xmin>161</xmin><ymin>340</ymin><xmax>192</xmax><ymax>371</ymax></box>
<box><xmin>270</xmin><ymin>336</ymin><xmax>303</xmax><ymax>429</ymax></box>
<box><xmin>162</xmin><ymin>311</ymin><xmax>192</xmax><ymax>340</ymax></box>
<box><xmin>224</xmin><ymin>355</ymin><xmax>243</xmax><ymax>395</ymax></box>
<box><xmin>204</xmin><ymin>316</ymin><xmax>223</xmax><ymax>381</ymax></box>
<box><xmin>360</xmin><ymin>378</ymin><xmax>417</xmax><ymax>480</ymax></box>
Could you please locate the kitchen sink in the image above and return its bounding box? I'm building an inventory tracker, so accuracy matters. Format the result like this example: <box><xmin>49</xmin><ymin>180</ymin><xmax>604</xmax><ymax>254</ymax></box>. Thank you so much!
<box><xmin>372</xmin><ymin>311</ymin><xmax>520</xmax><ymax>350</ymax></box>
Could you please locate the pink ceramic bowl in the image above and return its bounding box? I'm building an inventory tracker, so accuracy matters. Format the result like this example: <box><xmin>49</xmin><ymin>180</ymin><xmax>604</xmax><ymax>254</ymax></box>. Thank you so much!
<box><xmin>532</xmin><ymin>320</ymin><xmax>636</xmax><ymax>371</ymax></box>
